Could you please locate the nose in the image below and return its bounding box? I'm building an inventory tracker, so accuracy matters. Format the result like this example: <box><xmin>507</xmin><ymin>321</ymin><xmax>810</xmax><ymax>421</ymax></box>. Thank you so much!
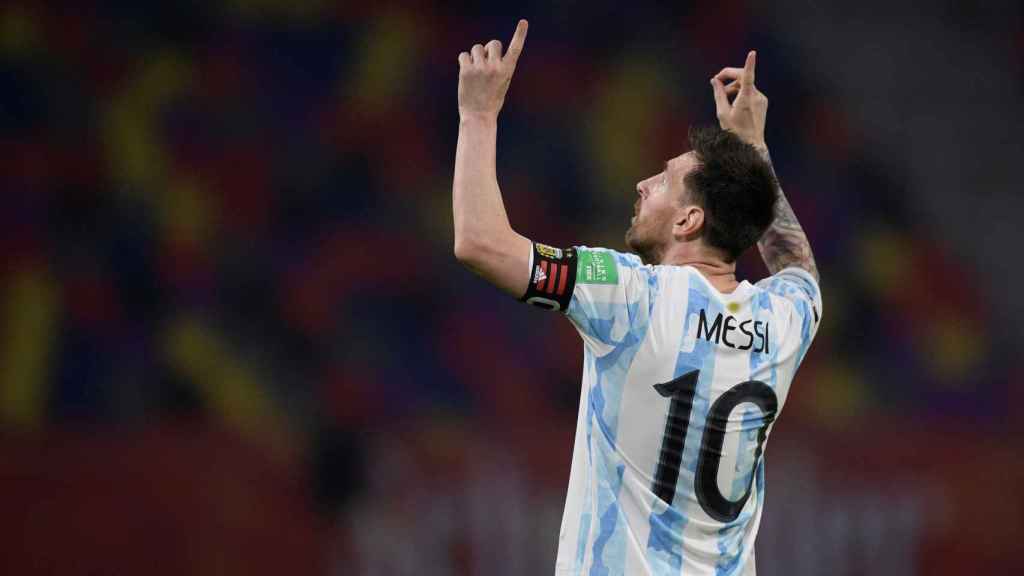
<box><xmin>636</xmin><ymin>181</ymin><xmax>647</xmax><ymax>199</ymax></box>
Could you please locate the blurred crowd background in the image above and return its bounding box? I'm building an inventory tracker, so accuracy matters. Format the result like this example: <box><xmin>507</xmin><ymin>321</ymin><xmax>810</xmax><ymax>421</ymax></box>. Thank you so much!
<box><xmin>1</xmin><ymin>1</ymin><xmax>1022</xmax><ymax>574</ymax></box>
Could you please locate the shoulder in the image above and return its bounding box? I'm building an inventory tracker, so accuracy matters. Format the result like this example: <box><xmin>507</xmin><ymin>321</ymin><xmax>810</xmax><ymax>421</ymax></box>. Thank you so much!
<box><xmin>754</xmin><ymin>267</ymin><xmax>822</xmax><ymax>306</ymax></box>
<box><xmin>753</xmin><ymin>267</ymin><xmax>823</xmax><ymax>336</ymax></box>
<box><xmin>572</xmin><ymin>246</ymin><xmax>652</xmax><ymax>286</ymax></box>
<box><xmin>573</xmin><ymin>246</ymin><xmax>644</xmax><ymax>269</ymax></box>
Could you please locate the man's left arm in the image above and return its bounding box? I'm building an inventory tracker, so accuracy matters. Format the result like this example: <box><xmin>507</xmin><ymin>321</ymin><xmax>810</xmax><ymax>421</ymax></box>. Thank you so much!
<box><xmin>711</xmin><ymin>51</ymin><xmax>819</xmax><ymax>283</ymax></box>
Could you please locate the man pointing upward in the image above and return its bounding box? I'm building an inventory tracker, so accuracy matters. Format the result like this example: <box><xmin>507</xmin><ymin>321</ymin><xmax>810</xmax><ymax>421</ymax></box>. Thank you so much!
<box><xmin>453</xmin><ymin>20</ymin><xmax>820</xmax><ymax>575</ymax></box>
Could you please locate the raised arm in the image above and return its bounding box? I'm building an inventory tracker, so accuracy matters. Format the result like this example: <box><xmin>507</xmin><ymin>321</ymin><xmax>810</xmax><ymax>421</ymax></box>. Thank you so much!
<box><xmin>452</xmin><ymin>19</ymin><xmax>533</xmax><ymax>296</ymax></box>
<box><xmin>753</xmin><ymin>165</ymin><xmax>819</xmax><ymax>280</ymax></box>
<box><xmin>711</xmin><ymin>51</ymin><xmax>819</xmax><ymax>281</ymax></box>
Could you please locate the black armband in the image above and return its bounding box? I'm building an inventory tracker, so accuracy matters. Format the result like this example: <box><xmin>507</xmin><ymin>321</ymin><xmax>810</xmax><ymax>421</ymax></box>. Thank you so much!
<box><xmin>519</xmin><ymin>243</ymin><xmax>577</xmax><ymax>312</ymax></box>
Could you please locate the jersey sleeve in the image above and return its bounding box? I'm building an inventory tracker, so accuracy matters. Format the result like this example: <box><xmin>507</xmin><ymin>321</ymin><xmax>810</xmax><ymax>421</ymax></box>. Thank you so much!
<box><xmin>754</xmin><ymin>266</ymin><xmax>823</xmax><ymax>345</ymax></box>
<box><xmin>519</xmin><ymin>243</ymin><xmax>657</xmax><ymax>350</ymax></box>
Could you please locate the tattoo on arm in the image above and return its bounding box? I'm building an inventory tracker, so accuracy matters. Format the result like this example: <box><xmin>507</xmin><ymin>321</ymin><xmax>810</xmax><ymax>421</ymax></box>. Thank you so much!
<box><xmin>757</xmin><ymin>152</ymin><xmax>819</xmax><ymax>281</ymax></box>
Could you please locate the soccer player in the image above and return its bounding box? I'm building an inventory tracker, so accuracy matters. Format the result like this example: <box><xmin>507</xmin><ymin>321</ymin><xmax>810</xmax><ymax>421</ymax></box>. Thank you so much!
<box><xmin>453</xmin><ymin>20</ymin><xmax>821</xmax><ymax>576</ymax></box>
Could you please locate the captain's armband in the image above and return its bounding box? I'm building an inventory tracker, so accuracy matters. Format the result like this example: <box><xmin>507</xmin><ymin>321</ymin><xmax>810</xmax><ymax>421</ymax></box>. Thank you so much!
<box><xmin>519</xmin><ymin>243</ymin><xmax>577</xmax><ymax>311</ymax></box>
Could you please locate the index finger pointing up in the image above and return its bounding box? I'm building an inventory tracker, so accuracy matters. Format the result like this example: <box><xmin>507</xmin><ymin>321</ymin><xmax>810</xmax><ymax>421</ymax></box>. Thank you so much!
<box><xmin>743</xmin><ymin>50</ymin><xmax>756</xmax><ymax>87</ymax></box>
<box><xmin>504</xmin><ymin>19</ymin><xmax>529</xmax><ymax>66</ymax></box>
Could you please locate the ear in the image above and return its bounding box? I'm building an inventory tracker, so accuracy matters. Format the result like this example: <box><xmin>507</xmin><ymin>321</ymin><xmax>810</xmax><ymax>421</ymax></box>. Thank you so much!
<box><xmin>673</xmin><ymin>205</ymin><xmax>704</xmax><ymax>241</ymax></box>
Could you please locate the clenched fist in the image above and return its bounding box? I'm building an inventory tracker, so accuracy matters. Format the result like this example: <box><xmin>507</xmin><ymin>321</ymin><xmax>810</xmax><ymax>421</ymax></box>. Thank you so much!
<box><xmin>711</xmin><ymin>51</ymin><xmax>768</xmax><ymax>151</ymax></box>
<box><xmin>457</xmin><ymin>19</ymin><xmax>528</xmax><ymax>121</ymax></box>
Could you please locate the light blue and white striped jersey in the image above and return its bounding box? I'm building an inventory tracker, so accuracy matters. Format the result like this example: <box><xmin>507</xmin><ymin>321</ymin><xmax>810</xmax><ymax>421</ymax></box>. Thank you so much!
<box><xmin>550</xmin><ymin>246</ymin><xmax>822</xmax><ymax>576</ymax></box>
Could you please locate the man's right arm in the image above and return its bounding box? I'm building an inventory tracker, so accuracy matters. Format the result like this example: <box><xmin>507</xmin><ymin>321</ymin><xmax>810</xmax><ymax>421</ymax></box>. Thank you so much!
<box><xmin>711</xmin><ymin>51</ymin><xmax>819</xmax><ymax>282</ymax></box>
<box><xmin>452</xmin><ymin>20</ymin><xmax>534</xmax><ymax>298</ymax></box>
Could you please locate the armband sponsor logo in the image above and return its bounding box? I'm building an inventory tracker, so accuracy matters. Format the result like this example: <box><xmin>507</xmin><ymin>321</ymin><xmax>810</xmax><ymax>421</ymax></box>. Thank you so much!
<box><xmin>533</xmin><ymin>265</ymin><xmax>547</xmax><ymax>286</ymax></box>
<box><xmin>535</xmin><ymin>243</ymin><xmax>563</xmax><ymax>259</ymax></box>
<box><xmin>577</xmin><ymin>251</ymin><xmax>617</xmax><ymax>285</ymax></box>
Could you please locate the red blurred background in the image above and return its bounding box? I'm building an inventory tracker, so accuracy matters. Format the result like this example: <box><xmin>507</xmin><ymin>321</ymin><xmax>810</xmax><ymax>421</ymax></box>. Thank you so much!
<box><xmin>0</xmin><ymin>1</ymin><xmax>1021</xmax><ymax>574</ymax></box>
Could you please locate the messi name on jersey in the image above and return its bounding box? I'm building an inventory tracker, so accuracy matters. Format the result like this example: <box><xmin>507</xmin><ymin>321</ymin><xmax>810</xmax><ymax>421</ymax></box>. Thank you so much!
<box><xmin>697</xmin><ymin>308</ymin><xmax>770</xmax><ymax>354</ymax></box>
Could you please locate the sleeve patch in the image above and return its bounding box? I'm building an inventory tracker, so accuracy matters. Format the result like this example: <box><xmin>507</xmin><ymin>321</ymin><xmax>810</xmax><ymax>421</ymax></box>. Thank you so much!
<box><xmin>577</xmin><ymin>251</ymin><xmax>618</xmax><ymax>285</ymax></box>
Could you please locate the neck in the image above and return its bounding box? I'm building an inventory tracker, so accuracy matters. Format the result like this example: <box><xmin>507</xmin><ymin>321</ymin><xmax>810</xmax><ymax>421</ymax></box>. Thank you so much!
<box><xmin>660</xmin><ymin>248</ymin><xmax>739</xmax><ymax>293</ymax></box>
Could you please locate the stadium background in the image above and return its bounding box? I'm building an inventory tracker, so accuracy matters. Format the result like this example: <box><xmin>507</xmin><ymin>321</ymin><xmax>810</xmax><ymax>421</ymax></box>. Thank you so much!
<box><xmin>1</xmin><ymin>1</ymin><xmax>1022</xmax><ymax>574</ymax></box>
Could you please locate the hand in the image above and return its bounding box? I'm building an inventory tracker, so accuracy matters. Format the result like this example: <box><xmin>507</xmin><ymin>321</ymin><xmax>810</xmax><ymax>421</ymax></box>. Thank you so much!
<box><xmin>711</xmin><ymin>51</ymin><xmax>768</xmax><ymax>150</ymax></box>
<box><xmin>457</xmin><ymin>19</ymin><xmax>528</xmax><ymax>121</ymax></box>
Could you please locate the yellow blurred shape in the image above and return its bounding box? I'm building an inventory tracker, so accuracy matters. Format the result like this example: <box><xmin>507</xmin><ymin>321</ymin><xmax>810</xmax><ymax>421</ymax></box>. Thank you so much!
<box><xmin>164</xmin><ymin>317</ymin><xmax>295</xmax><ymax>460</ymax></box>
<box><xmin>162</xmin><ymin>175</ymin><xmax>217</xmax><ymax>247</ymax></box>
<box><xmin>923</xmin><ymin>312</ymin><xmax>984</xmax><ymax>386</ymax></box>
<box><xmin>588</xmin><ymin>57</ymin><xmax>672</xmax><ymax>203</ymax></box>
<box><xmin>0</xmin><ymin>269</ymin><xmax>58</xmax><ymax>428</ymax></box>
<box><xmin>0</xmin><ymin>4</ymin><xmax>39</xmax><ymax>56</ymax></box>
<box><xmin>808</xmin><ymin>360</ymin><xmax>868</xmax><ymax>429</ymax></box>
<box><xmin>349</xmin><ymin>10</ymin><xmax>418</xmax><ymax>108</ymax></box>
<box><xmin>103</xmin><ymin>52</ymin><xmax>193</xmax><ymax>193</ymax></box>
<box><xmin>857</xmin><ymin>227</ymin><xmax>914</xmax><ymax>298</ymax></box>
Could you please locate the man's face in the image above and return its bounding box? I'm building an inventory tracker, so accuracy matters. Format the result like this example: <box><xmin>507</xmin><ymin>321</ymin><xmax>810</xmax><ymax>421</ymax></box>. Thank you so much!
<box><xmin>625</xmin><ymin>152</ymin><xmax>697</xmax><ymax>264</ymax></box>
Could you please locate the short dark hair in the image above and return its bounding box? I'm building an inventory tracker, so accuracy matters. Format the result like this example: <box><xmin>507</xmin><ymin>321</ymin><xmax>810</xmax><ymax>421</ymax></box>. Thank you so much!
<box><xmin>683</xmin><ymin>125</ymin><xmax>779</xmax><ymax>262</ymax></box>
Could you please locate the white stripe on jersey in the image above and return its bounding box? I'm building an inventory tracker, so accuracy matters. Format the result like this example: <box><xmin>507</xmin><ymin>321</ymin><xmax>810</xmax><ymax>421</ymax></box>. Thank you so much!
<box><xmin>553</xmin><ymin>247</ymin><xmax>822</xmax><ymax>576</ymax></box>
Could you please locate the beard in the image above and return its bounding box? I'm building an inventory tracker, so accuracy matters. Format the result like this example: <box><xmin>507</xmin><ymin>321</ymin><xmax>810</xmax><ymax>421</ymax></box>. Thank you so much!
<box><xmin>625</xmin><ymin>219</ymin><xmax>664</xmax><ymax>265</ymax></box>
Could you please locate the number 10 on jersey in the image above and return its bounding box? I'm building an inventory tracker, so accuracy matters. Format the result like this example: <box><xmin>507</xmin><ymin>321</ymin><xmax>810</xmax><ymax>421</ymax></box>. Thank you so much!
<box><xmin>651</xmin><ymin>369</ymin><xmax>778</xmax><ymax>522</ymax></box>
